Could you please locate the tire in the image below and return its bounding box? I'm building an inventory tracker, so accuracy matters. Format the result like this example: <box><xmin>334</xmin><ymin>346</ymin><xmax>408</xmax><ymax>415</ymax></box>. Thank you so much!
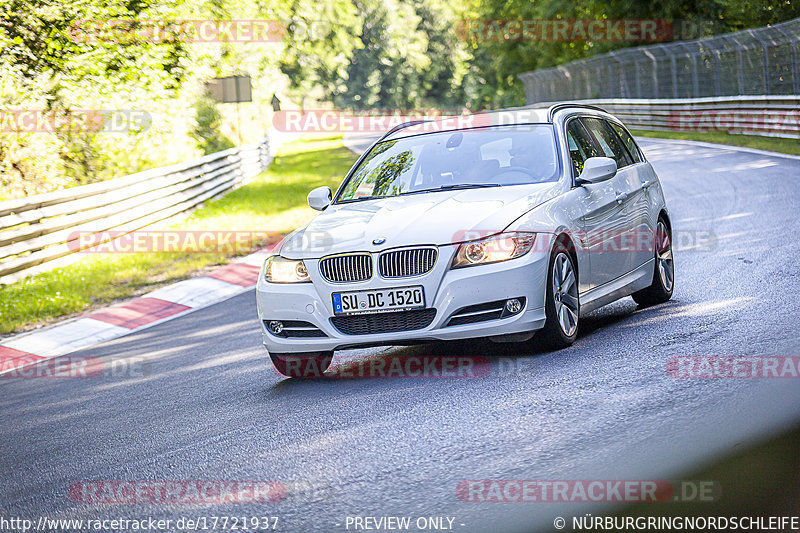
<box><xmin>270</xmin><ymin>351</ymin><xmax>333</xmax><ymax>378</ymax></box>
<box><xmin>632</xmin><ymin>217</ymin><xmax>674</xmax><ymax>306</ymax></box>
<box><xmin>537</xmin><ymin>241</ymin><xmax>580</xmax><ymax>349</ymax></box>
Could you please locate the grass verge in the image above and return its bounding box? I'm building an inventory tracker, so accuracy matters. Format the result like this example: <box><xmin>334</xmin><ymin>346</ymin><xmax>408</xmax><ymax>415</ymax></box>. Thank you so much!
<box><xmin>631</xmin><ymin>129</ymin><xmax>800</xmax><ymax>156</ymax></box>
<box><xmin>0</xmin><ymin>135</ymin><xmax>357</xmax><ymax>336</ymax></box>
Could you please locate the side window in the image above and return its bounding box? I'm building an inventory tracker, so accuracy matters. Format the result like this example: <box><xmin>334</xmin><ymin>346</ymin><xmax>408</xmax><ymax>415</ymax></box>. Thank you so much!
<box><xmin>566</xmin><ymin>119</ymin><xmax>599</xmax><ymax>177</ymax></box>
<box><xmin>582</xmin><ymin>117</ymin><xmax>633</xmax><ymax>169</ymax></box>
<box><xmin>608</xmin><ymin>121</ymin><xmax>644</xmax><ymax>163</ymax></box>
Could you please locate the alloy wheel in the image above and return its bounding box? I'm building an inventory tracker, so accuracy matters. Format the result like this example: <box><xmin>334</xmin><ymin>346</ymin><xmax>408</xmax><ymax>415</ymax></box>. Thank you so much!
<box><xmin>656</xmin><ymin>220</ymin><xmax>674</xmax><ymax>292</ymax></box>
<box><xmin>552</xmin><ymin>252</ymin><xmax>579</xmax><ymax>337</ymax></box>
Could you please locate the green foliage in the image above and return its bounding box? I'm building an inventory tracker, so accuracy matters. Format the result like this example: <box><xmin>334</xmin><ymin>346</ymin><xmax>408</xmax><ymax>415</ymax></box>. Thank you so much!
<box><xmin>0</xmin><ymin>0</ymin><xmax>281</xmax><ymax>199</ymax></box>
<box><xmin>331</xmin><ymin>0</ymin><xmax>467</xmax><ymax>110</ymax></box>
<box><xmin>0</xmin><ymin>0</ymin><xmax>188</xmax><ymax>92</ymax></box>
<box><xmin>192</xmin><ymin>94</ymin><xmax>235</xmax><ymax>154</ymax></box>
<box><xmin>331</xmin><ymin>0</ymin><xmax>429</xmax><ymax>109</ymax></box>
<box><xmin>460</xmin><ymin>0</ymin><xmax>800</xmax><ymax>109</ymax></box>
<box><xmin>279</xmin><ymin>0</ymin><xmax>364</xmax><ymax>104</ymax></box>
<box><xmin>0</xmin><ymin>0</ymin><xmax>195</xmax><ymax>198</ymax></box>
<box><xmin>413</xmin><ymin>0</ymin><xmax>469</xmax><ymax>108</ymax></box>
<box><xmin>717</xmin><ymin>0</ymin><xmax>800</xmax><ymax>29</ymax></box>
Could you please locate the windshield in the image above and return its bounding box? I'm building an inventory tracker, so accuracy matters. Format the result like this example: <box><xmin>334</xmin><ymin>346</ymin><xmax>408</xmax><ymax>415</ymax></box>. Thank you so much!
<box><xmin>336</xmin><ymin>125</ymin><xmax>559</xmax><ymax>202</ymax></box>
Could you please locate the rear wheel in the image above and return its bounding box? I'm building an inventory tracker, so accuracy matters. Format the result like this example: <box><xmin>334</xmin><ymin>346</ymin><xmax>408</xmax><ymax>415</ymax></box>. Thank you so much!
<box><xmin>537</xmin><ymin>243</ymin><xmax>579</xmax><ymax>349</ymax></box>
<box><xmin>632</xmin><ymin>217</ymin><xmax>674</xmax><ymax>306</ymax></box>
<box><xmin>270</xmin><ymin>351</ymin><xmax>333</xmax><ymax>378</ymax></box>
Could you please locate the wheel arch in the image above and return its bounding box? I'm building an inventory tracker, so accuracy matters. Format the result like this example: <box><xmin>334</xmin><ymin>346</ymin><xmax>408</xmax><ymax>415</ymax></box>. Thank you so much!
<box><xmin>658</xmin><ymin>209</ymin><xmax>672</xmax><ymax>230</ymax></box>
<box><xmin>552</xmin><ymin>232</ymin><xmax>580</xmax><ymax>285</ymax></box>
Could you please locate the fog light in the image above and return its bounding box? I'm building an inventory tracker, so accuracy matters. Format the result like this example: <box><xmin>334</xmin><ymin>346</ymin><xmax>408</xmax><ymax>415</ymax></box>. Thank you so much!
<box><xmin>267</xmin><ymin>321</ymin><xmax>284</xmax><ymax>335</ymax></box>
<box><xmin>505</xmin><ymin>299</ymin><xmax>522</xmax><ymax>314</ymax></box>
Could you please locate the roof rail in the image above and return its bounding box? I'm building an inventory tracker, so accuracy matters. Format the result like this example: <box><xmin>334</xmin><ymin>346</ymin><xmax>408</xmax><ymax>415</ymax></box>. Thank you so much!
<box><xmin>547</xmin><ymin>103</ymin><xmax>608</xmax><ymax>120</ymax></box>
<box><xmin>378</xmin><ymin>119</ymin><xmax>431</xmax><ymax>141</ymax></box>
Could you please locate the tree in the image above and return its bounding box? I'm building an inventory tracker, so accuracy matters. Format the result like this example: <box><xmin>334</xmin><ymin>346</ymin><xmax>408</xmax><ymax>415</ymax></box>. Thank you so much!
<box><xmin>458</xmin><ymin>0</ymin><xmax>800</xmax><ymax>109</ymax></box>
<box><xmin>279</xmin><ymin>0</ymin><xmax>364</xmax><ymax>106</ymax></box>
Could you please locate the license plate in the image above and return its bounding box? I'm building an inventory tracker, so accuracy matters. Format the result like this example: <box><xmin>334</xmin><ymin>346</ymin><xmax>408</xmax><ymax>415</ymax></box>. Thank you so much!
<box><xmin>332</xmin><ymin>286</ymin><xmax>425</xmax><ymax>315</ymax></box>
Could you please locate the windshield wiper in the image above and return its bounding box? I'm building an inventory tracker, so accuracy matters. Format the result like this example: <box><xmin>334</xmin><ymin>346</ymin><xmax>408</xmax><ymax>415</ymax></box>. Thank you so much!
<box><xmin>338</xmin><ymin>183</ymin><xmax>502</xmax><ymax>203</ymax></box>
<box><xmin>399</xmin><ymin>183</ymin><xmax>501</xmax><ymax>196</ymax></box>
<box><xmin>439</xmin><ymin>183</ymin><xmax>500</xmax><ymax>190</ymax></box>
<box><xmin>336</xmin><ymin>195</ymin><xmax>386</xmax><ymax>204</ymax></box>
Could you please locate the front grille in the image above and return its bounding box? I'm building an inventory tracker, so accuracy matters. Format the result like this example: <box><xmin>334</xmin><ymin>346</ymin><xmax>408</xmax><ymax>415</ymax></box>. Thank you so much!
<box><xmin>264</xmin><ymin>320</ymin><xmax>328</xmax><ymax>338</ymax></box>
<box><xmin>378</xmin><ymin>247</ymin><xmax>437</xmax><ymax>278</ymax></box>
<box><xmin>319</xmin><ymin>253</ymin><xmax>372</xmax><ymax>283</ymax></box>
<box><xmin>330</xmin><ymin>308</ymin><xmax>437</xmax><ymax>335</ymax></box>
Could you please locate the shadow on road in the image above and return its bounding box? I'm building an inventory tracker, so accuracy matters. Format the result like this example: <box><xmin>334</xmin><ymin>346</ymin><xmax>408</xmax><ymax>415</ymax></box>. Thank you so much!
<box><xmin>266</xmin><ymin>300</ymin><xmax>664</xmax><ymax>388</ymax></box>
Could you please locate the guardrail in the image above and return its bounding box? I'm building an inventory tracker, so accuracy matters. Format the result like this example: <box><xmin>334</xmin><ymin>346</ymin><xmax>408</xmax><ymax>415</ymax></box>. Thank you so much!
<box><xmin>0</xmin><ymin>133</ymin><xmax>273</xmax><ymax>285</ymax></box>
<box><xmin>527</xmin><ymin>95</ymin><xmax>800</xmax><ymax>139</ymax></box>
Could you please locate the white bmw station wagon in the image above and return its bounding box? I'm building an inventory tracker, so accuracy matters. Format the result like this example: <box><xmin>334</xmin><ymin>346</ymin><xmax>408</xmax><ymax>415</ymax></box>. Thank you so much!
<box><xmin>257</xmin><ymin>105</ymin><xmax>674</xmax><ymax>377</ymax></box>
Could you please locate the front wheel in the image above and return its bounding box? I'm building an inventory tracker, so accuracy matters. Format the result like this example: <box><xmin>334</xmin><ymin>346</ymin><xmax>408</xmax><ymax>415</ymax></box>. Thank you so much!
<box><xmin>270</xmin><ymin>351</ymin><xmax>333</xmax><ymax>378</ymax></box>
<box><xmin>632</xmin><ymin>217</ymin><xmax>674</xmax><ymax>306</ymax></box>
<box><xmin>537</xmin><ymin>243</ymin><xmax>580</xmax><ymax>349</ymax></box>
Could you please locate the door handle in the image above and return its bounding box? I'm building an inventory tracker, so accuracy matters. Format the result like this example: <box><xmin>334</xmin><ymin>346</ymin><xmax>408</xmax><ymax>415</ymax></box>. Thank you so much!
<box><xmin>615</xmin><ymin>192</ymin><xmax>628</xmax><ymax>204</ymax></box>
<box><xmin>641</xmin><ymin>180</ymin><xmax>653</xmax><ymax>191</ymax></box>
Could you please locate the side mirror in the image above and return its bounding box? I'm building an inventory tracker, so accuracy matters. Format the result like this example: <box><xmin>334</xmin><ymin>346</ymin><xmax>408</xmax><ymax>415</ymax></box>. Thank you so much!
<box><xmin>576</xmin><ymin>157</ymin><xmax>617</xmax><ymax>185</ymax></box>
<box><xmin>307</xmin><ymin>186</ymin><xmax>332</xmax><ymax>211</ymax></box>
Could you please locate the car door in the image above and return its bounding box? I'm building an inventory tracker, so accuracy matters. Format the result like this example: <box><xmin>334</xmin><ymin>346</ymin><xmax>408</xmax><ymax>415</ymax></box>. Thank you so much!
<box><xmin>566</xmin><ymin>117</ymin><xmax>629</xmax><ymax>290</ymax></box>
<box><xmin>607</xmin><ymin>120</ymin><xmax>655</xmax><ymax>270</ymax></box>
<box><xmin>579</xmin><ymin>117</ymin><xmax>637</xmax><ymax>284</ymax></box>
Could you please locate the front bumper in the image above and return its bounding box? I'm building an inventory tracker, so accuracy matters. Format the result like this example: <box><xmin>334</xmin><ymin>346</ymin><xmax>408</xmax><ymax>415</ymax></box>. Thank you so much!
<box><xmin>255</xmin><ymin>244</ymin><xmax>550</xmax><ymax>354</ymax></box>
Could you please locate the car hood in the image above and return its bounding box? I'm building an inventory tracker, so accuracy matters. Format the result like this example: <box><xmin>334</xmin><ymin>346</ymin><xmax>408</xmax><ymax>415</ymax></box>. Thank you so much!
<box><xmin>279</xmin><ymin>183</ymin><xmax>560</xmax><ymax>258</ymax></box>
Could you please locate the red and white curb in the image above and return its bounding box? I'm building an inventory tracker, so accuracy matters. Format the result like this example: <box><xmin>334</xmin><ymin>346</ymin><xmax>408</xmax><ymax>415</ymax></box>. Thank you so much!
<box><xmin>0</xmin><ymin>246</ymin><xmax>276</xmax><ymax>376</ymax></box>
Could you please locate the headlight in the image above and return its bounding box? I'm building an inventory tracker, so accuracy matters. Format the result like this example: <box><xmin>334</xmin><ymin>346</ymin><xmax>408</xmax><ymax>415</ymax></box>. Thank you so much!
<box><xmin>451</xmin><ymin>232</ymin><xmax>536</xmax><ymax>269</ymax></box>
<box><xmin>264</xmin><ymin>256</ymin><xmax>310</xmax><ymax>283</ymax></box>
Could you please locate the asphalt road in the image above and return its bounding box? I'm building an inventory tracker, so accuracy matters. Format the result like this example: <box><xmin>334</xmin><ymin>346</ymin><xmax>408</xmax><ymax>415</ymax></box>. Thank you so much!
<box><xmin>2</xmin><ymin>139</ymin><xmax>800</xmax><ymax>533</ymax></box>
